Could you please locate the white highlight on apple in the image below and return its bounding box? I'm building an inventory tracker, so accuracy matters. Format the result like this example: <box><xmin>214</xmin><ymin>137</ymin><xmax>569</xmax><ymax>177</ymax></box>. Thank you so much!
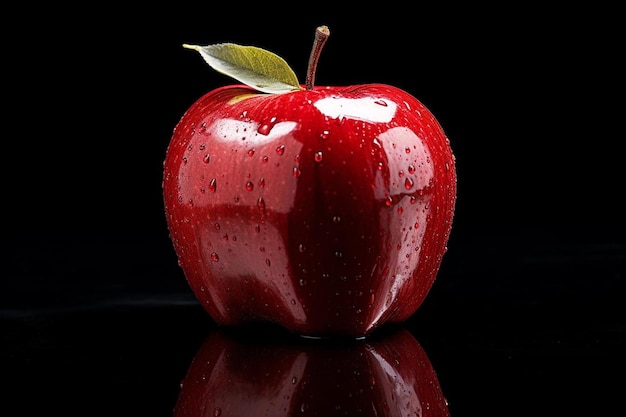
<box><xmin>369</xmin><ymin>126</ymin><xmax>435</xmax><ymax>329</ymax></box>
<box><xmin>314</xmin><ymin>97</ymin><xmax>397</xmax><ymax>122</ymax></box>
<box><xmin>211</xmin><ymin>118</ymin><xmax>298</xmax><ymax>146</ymax></box>
<box><xmin>373</xmin><ymin>126</ymin><xmax>435</xmax><ymax>201</ymax></box>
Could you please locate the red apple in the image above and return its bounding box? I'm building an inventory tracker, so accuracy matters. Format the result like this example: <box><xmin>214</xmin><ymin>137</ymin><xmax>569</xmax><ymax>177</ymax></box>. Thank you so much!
<box><xmin>163</xmin><ymin>26</ymin><xmax>456</xmax><ymax>337</ymax></box>
<box><xmin>173</xmin><ymin>327</ymin><xmax>450</xmax><ymax>416</ymax></box>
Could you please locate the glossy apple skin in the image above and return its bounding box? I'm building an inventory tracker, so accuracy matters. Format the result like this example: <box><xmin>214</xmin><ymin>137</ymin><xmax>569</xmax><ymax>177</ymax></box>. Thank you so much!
<box><xmin>173</xmin><ymin>327</ymin><xmax>450</xmax><ymax>417</ymax></box>
<box><xmin>163</xmin><ymin>83</ymin><xmax>456</xmax><ymax>337</ymax></box>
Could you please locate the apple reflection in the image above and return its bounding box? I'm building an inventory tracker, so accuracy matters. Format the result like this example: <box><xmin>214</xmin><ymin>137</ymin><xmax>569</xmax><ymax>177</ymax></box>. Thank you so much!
<box><xmin>173</xmin><ymin>326</ymin><xmax>450</xmax><ymax>416</ymax></box>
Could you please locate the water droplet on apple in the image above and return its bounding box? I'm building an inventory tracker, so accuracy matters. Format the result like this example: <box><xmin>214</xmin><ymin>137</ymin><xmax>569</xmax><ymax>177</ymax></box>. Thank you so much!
<box><xmin>213</xmin><ymin>407</ymin><xmax>222</xmax><ymax>417</ymax></box>
<box><xmin>257</xmin><ymin>196</ymin><xmax>266</xmax><ymax>211</ymax></box>
<box><xmin>408</xmin><ymin>164</ymin><xmax>416</xmax><ymax>174</ymax></box>
<box><xmin>404</xmin><ymin>178</ymin><xmax>414</xmax><ymax>189</ymax></box>
<box><xmin>332</xmin><ymin>215</ymin><xmax>341</xmax><ymax>223</ymax></box>
<box><xmin>258</xmin><ymin>178</ymin><xmax>265</xmax><ymax>188</ymax></box>
<box><xmin>385</xmin><ymin>196</ymin><xmax>393</xmax><ymax>206</ymax></box>
<box><xmin>257</xmin><ymin>116</ymin><xmax>277</xmax><ymax>135</ymax></box>
<box><xmin>293</xmin><ymin>166</ymin><xmax>301</xmax><ymax>177</ymax></box>
<box><xmin>298</xmin><ymin>243</ymin><xmax>306</xmax><ymax>253</ymax></box>
<box><xmin>209</xmin><ymin>178</ymin><xmax>217</xmax><ymax>192</ymax></box>
<box><xmin>405</xmin><ymin>147</ymin><xmax>411</xmax><ymax>154</ymax></box>
<box><xmin>203</xmin><ymin>154</ymin><xmax>210</xmax><ymax>164</ymax></box>
<box><xmin>276</xmin><ymin>145</ymin><xmax>285</xmax><ymax>155</ymax></box>
<box><xmin>210</xmin><ymin>252</ymin><xmax>219</xmax><ymax>262</ymax></box>
<box><xmin>374</xmin><ymin>99</ymin><xmax>388</xmax><ymax>106</ymax></box>
<box><xmin>320</xmin><ymin>130</ymin><xmax>330</xmax><ymax>140</ymax></box>
<box><xmin>397</xmin><ymin>207</ymin><xmax>403</xmax><ymax>215</ymax></box>
<box><xmin>245</xmin><ymin>181</ymin><xmax>254</xmax><ymax>191</ymax></box>
<box><xmin>247</xmin><ymin>149</ymin><xmax>255</xmax><ymax>157</ymax></box>
<box><xmin>314</xmin><ymin>151</ymin><xmax>323</xmax><ymax>162</ymax></box>
<box><xmin>299</xmin><ymin>278</ymin><xmax>307</xmax><ymax>286</ymax></box>
<box><xmin>265</xmin><ymin>258</ymin><xmax>271</xmax><ymax>266</ymax></box>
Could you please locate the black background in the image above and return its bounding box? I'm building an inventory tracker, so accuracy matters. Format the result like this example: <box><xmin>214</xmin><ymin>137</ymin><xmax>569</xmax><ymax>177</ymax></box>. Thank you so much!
<box><xmin>3</xmin><ymin>3</ymin><xmax>625</xmax><ymax>416</ymax></box>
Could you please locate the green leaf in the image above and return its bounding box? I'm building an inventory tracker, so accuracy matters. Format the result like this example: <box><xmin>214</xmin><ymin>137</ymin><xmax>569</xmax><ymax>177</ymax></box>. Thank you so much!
<box><xmin>183</xmin><ymin>43</ymin><xmax>304</xmax><ymax>94</ymax></box>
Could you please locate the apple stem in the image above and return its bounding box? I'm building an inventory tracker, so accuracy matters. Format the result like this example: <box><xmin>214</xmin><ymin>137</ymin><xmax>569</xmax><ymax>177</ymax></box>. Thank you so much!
<box><xmin>305</xmin><ymin>25</ymin><xmax>330</xmax><ymax>91</ymax></box>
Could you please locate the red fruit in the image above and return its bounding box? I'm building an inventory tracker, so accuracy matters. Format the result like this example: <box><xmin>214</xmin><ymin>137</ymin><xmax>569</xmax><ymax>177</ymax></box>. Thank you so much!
<box><xmin>173</xmin><ymin>327</ymin><xmax>450</xmax><ymax>417</ymax></box>
<box><xmin>163</xmin><ymin>27</ymin><xmax>456</xmax><ymax>337</ymax></box>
